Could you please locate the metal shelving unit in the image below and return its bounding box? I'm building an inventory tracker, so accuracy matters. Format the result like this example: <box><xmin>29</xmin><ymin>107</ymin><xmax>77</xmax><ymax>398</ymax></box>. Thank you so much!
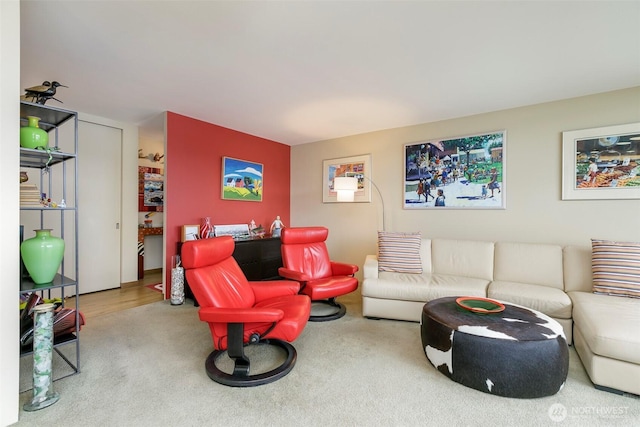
<box><xmin>19</xmin><ymin>101</ymin><xmax>80</xmax><ymax>386</ymax></box>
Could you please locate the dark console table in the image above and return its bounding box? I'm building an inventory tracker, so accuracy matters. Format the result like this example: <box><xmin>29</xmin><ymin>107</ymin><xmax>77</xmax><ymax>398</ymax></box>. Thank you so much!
<box><xmin>178</xmin><ymin>236</ymin><xmax>282</xmax><ymax>305</ymax></box>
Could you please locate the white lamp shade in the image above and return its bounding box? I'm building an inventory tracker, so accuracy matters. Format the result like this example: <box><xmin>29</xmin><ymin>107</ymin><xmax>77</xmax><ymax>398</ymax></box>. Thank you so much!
<box><xmin>334</xmin><ymin>176</ymin><xmax>358</xmax><ymax>191</ymax></box>
<box><xmin>334</xmin><ymin>176</ymin><xmax>358</xmax><ymax>202</ymax></box>
<box><xmin>336</xmin><ymin>190</ymin><xmax>355</xmax><ymax>202</ymax></box>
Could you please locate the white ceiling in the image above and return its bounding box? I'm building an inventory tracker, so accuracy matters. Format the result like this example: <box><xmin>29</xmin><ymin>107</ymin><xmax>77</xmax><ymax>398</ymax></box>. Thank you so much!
<box><xmin>20</xmin><ymin>1</ymin><xmax>640</xmax><ymax>146</ymax></box>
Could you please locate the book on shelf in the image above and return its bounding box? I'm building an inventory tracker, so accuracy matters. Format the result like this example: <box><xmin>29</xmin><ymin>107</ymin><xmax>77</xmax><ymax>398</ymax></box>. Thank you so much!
<box><xmin>20</xmin><ymin>184</ymin><xmax>42</xmax><ymax>206</ymax></box>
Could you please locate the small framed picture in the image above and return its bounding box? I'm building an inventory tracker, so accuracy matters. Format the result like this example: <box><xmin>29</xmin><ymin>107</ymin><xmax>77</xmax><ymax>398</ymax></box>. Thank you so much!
<box><xmin>181</xmin><ymin>224</ymin><xmax>200</xmax><ymax>242</ymax></box>
<box><xmin>322</xmin><ymin>154</ymin><xmax>372</xmax><ymax>203</ymax></box>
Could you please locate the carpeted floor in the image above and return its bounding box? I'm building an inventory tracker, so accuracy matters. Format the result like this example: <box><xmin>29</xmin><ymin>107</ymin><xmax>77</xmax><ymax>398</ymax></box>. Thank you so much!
<box><xmin>16</xmin><ymin>292</ymin><xmax>640</xmax><ymax>426</ymax></box>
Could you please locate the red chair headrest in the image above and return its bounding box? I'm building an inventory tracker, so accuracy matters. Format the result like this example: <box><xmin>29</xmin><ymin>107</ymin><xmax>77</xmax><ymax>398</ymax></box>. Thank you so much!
<box><xmin>281</xmin><ymin>227</ymin><xmax>328</xmax><ymax>244</ymax></box>
<box><xmin>182</xmin><ymin>236</ymin><xmax>235</xmax><ymax>269</ymax></box>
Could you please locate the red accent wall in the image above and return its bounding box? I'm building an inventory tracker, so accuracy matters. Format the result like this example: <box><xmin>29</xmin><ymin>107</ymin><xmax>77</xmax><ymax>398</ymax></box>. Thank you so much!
<box><xmin>164</xmin><ymin>112</ymin><xmax>290</xmax><ymax>292</ymax></box>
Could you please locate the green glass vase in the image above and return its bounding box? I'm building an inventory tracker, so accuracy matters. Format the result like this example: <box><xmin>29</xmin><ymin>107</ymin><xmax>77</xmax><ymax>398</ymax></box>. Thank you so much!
<box><xmin>20</xmin><ymin>116</ymin><xmax>49</xmax><ymax>149</ymax></box>
<box><xmin>20</xmin><ymin>229</ymin><xmax>65</xmax><ymax>285</ymax></box>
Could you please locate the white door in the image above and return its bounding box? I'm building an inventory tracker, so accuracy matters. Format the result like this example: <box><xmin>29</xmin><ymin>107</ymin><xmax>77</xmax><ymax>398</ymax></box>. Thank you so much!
<box><xmin>78</xmin><ymin>121</ymin><xmax>122</xmax><ymax>293</ymax></box>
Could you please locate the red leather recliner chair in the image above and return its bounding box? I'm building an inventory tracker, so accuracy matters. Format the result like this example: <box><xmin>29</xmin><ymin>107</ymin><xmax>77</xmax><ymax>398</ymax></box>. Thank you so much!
<box><xmin>181</xmin><ymin>236</ymin><xmax>311</xmax><ymax>387</ymax></box>
<box><xmin>279</xmin><ymin>227</ymin><xmax>359</xmax><ymax>321</ymax></box>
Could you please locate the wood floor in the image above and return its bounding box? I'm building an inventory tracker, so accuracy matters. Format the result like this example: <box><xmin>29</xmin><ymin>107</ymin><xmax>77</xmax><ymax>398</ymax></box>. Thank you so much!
<box><xmin>65</xmin><ymin>269</ymin><xmax>164</xmax><ymax>320</ymax></box>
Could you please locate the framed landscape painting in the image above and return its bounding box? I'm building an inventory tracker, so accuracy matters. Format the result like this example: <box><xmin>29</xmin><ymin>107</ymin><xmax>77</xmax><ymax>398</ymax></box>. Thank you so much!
<box><xmin>562</xmin><ymin>123</ymin><xmax>640</xmax><ymax>200</ymax></box>
<box><xmin>404</xmin><ymin>131</ymin><xmax>506</xmax><ymax>209</ymax></box>
<box><xmin>221</xmin><ymin>157</ymin><xmax>263</xmax><ymax>202</ymax></box>
<box><xmin>322</xmin><ymin>154</ymin><xmax>372</xmax><ymax>203</ymax></box>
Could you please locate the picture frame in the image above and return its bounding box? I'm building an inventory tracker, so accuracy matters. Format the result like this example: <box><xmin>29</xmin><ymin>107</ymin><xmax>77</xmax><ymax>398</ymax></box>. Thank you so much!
<box><xmin>562</xmin><ymin>123</ymin><xmax>640</xmax><ymax>200</ymax></box>
<box><xmin>404</xmin><ymin>131</ymin><xmax>506</xmax><ymax>209</ymax></box>
<box><xmin>181</xmin><ymin>224</ymin><xmax>200</xmax><ymax>242</ymax></box>
<box><xmin>322</xmin><ymin>154</ymin><xmax>372</xmax><ymax>203</ymax></box>
<box><xmin>138</xmin><ymin>166</ymin><xmax>164</xmax><ymax>212</ymax></box>
<box><xmin>221</xmin><ymin>157</ymin><xmax>263</xmax><ymax>202</ymax></box>
<box><xmin>213</xmin><ymin>224</ymin><xmax>251</xmax><ymax>240</ymax></box>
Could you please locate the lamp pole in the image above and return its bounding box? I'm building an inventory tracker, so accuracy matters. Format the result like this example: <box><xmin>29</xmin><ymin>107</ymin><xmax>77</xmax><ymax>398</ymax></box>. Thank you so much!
<box><xmin>347</xmin><ymin>173</ymin><xmax>385</xmax><ymax>231</ymax></box>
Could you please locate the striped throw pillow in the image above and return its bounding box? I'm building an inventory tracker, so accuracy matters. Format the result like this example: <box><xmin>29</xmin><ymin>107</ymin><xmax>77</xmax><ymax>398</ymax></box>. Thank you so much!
<box><xmin>592</xmin><ymin>239</ymin><xmax>640</xmax><ymax>299</ymax></box>
<box><xmin>378</xmin><ymin>231</ymin><xmax>423</xmax><ymax>274</ymax></box>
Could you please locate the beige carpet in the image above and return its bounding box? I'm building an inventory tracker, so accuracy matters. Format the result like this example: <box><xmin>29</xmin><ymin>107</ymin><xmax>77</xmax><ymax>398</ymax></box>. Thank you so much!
<box><xmin>16</xmin><ymin>293</ymin><xmax>640</xmax><ymax>426</ymax></box>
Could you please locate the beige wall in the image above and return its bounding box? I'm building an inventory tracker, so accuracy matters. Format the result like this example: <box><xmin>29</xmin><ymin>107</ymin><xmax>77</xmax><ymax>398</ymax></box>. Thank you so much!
<box><xmin>291</xmin><ymin>87</ymin><xmax>640</xmax><ymax>276</ymax></box>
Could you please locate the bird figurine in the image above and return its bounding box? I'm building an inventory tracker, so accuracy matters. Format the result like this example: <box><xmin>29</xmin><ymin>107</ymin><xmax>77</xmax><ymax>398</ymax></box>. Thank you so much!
<box><xmin>22</xmin><ymin>81</ymin><xmax>67</xmax><ymax>105</ymax></box>
<box><xmin>21</xmin><ymin>81</ymin><xmax>50</xmax><ymax>103</ymax></box>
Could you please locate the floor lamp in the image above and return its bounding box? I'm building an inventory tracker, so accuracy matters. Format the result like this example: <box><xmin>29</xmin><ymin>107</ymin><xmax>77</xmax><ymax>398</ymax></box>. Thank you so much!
<box><xmin>333</xmin><ymin>175</ymin><xmax>386</xmax><ymax>231</ymax></box>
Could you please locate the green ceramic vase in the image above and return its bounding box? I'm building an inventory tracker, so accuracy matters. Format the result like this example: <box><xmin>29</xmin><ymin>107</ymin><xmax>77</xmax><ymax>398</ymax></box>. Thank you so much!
<box><xmin>20</xmin><ymin>229</ymin><xmax>65</xmax><ymax>284</ymax></box>
<box><xmin>20</xmin><ymin>116</ymin><xmax>49</xmax><ymax>149</ymax></box>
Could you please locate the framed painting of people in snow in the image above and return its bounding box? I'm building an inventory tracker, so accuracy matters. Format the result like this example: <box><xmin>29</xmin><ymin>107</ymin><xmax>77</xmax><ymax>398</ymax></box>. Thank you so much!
<box><xmin>404</xmin><ymin>131</ymin><xmax>506</xmax><ymax>209</ymax></box>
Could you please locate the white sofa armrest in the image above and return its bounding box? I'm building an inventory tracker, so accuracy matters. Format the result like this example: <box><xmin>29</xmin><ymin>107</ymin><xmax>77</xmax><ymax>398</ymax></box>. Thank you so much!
<box><xmin>363</xmin><ymin>254</ymin><xmax>379</xmax><ymax>280</ymax></box>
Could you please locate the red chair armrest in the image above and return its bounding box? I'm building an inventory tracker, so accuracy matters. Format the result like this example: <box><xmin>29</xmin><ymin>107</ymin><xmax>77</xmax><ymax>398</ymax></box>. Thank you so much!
<box><xmin>249</xmin><ymin>280</ymin><xmax>300</xmax><ymax>302</ymax></box>
<box><xmin>330</xmin><ymin>261</ymin><xmax>359</xmax><ymax>276</ymax></box>
<box><xmin>278</xmin><ymin>267</ymin><xmax>310</xmax><ymax>282</ymax></box>
<box><xmin>198</xmin><ymin>307</ymin><xmax>283</xmax><ymax>324</ymax></box>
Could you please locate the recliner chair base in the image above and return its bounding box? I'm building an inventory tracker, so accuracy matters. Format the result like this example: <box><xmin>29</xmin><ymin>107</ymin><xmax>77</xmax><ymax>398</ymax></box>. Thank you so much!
<box><xmin>309</xmin><ymin>298</ymin><xmax>346</xmax><ymax>322</ymax></box>
<box><xmin>205</xmin><ymin>339</ymin><xmax>297</xmax><ymax>387</ymax></box>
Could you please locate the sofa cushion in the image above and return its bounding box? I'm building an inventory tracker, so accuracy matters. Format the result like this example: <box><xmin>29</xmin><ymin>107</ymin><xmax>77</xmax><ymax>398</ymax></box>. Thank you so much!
<box><xmin>494</xmin><ymin>242</ymin><xmax>564</xmax><ymax>290</ymax></box>
<box><xmin>420</xmin><ymin>239</ymin><xmax>433</xmax><ymax>274</ymax></box>
<box><xmin>488</xmin><ymin>281</ymin><xmax>572</xmax><ymax>319</ymax></box>
<box><xmin>362</xmin><ymin>272</ymin><xmax>488</xmax><ymax>302</ymax></box>
<box><xmin>377</xmin><ymin>231</ymin><xmax>422</xmax><ymax>274</ymax></box>
<box><xmin>591</xmin><ymin>239</ymin><xmax>640</xmax><ymax>299</ymax></box>
<box><xmin>570</xmin><ymin>291</ymin><xmax>640</xmax><ymax>364</ymax></box>
<box><xmin>563</xmin><ymin>245</ymin><xmax>593</xmax><ymax>293</ymax></box>
<box><xmin>431</xmin><ymin>239</ymin><xmax>494</xmax><ymax>280</ymax></box>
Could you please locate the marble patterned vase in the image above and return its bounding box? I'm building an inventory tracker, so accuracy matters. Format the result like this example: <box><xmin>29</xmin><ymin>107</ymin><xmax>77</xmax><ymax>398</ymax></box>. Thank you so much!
<box><xmin>23</xmin><ymin>303</ymin><xmax>60</xmax><ymax>411</ymax></box>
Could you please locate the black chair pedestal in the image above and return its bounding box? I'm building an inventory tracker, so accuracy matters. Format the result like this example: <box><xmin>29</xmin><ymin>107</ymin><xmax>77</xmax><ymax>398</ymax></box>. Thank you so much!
<box><xmin>204</xmin><ymin>323</ymin><xmax>297</xmax><ymax>387</ymax></box>
<box><xmin>309</xmin><ymin>298</ymin><xmax>346</xmax><ymax>322</ymax></box>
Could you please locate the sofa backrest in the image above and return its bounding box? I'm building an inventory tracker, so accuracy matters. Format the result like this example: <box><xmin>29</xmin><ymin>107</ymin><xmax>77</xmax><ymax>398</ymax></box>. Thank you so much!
<box><xmin>420</xmin><ymin>238</ymin><xmax>433</xmax><ymax>274</ymax></box>
<box><xmin>494</xmin><ymin>242</ymin><xmax>564</xmax><ymax>289</ymax></box>
<box><xmin>431</xmin><ymin>239</ymin><xmax>494</xmax><ymax>280</ymax></box>
<box><xmin>563</xmin><ymin>245</ymin><xmax>593</xmax><ymax>293</ymax></box>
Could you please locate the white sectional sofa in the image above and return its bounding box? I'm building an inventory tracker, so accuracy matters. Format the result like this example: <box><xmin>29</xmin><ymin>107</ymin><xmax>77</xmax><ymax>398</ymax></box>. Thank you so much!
<box><xmin>362</xmin><ymin>237</ymin><xmax>640</xmax><ymax>396</ymax></box>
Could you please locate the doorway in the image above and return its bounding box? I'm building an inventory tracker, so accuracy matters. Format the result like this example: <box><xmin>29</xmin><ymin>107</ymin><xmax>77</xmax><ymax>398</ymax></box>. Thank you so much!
<box><xmin>78</xmin><ymin>120</ymin><xmax>122</xmax><ymax>294</ymax></box>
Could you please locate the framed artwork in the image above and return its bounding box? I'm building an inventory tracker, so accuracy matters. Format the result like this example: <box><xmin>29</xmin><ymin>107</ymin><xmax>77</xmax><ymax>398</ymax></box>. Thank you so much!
<box><xmin>322</xmin><ymin>154</ymin><xmax>372</xmax><ymax>203</ymax></box>
<box><xmin>181</xmin><ymin>224</ymin><xmax>200</xmax><ymax>242</ymax></box>
<box><xmin>213</xmin><ymin>224</ymin><xmax>251</xmax><ymax>240</ymax></box>
<box><xmin>221</xmin><ymin>157</ymin><xmax>263</xmax><ymax>202</ymax></box>
<box><xmin>562</xmin><ymin>123</ymin><xmax>640</xmax><ymax>200</ymax></box>
<box><xmin>138</xmin><ymin>166</ymin><xmax>164</xmax><ymax>212</ymax></box>
<box><xmin>404</xmin><ymin>131</ymin><xmax>506</xmax><ymax>209</ymax></box>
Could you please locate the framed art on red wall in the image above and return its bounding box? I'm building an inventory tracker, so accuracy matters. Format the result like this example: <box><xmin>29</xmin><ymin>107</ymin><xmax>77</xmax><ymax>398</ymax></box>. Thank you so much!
<box><xmin>221</xmin><ymin>157</ymin><xmax>263</xmax><ymax>202</ymax></box>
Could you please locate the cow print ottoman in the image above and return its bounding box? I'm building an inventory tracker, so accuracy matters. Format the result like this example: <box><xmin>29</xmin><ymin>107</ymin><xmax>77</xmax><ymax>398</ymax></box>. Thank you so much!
<box><xmin>421</xmin><ymin>296</ymin><xmax>569</xmax><ymax>398</ymax></box>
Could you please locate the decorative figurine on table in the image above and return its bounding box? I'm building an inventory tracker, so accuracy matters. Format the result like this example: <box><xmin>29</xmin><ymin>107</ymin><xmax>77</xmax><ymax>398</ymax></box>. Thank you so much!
<box><xmin>249</xmin><ymin>220</ymin><xmax>265</xmax><ymax>238</ymax></box>
<box><xmin>270</xmin><ymin>215</ymin><xmax>285</xmax><ymax>238</ymax></box>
